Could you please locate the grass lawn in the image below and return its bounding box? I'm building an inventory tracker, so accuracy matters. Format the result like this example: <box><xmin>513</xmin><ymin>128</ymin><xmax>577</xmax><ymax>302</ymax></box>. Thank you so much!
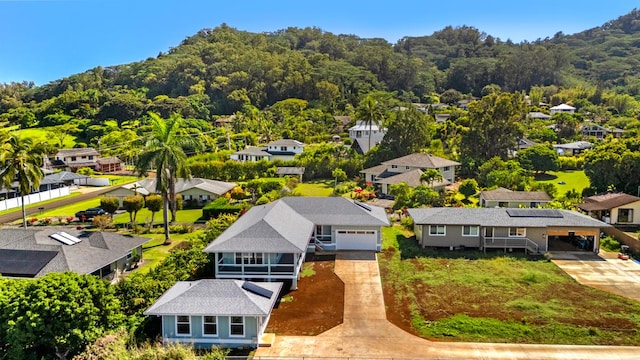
<box><xmin>113</xmin><ymin>208</ymin><xmax>204</xmax><ymax>225</ymax></box>
<box><xmin>294</xmin><ymin>180</ymin><xmax>334</xmax><ymax>197</ymax></box>
<box><xmin>379</xmin><ymin>225</ymin><xmax>640</xmax><ymax>345</ymax></box>
<box><xmin>134</xmin><ymin>230</ymin><xmax>204</xmax><ymax>275</ymax></box>
<box><xmin>535</xmin><ymin>170</ymin><xmax>590</xmax><ymax>196</ymax></box>
<box><xmin>96</xmin><ymin>174</ymin><xmax>139</xmax><ymax>185</ymax></box>
<box><xmin>27</xmin><ymin>197</ymin><xmax>102</xmax><ymax>220</ymax></box>
<box><xmin>15</xmin><ymin>127</ymin><xmax>77</xmax><ymax>148</ymax></box>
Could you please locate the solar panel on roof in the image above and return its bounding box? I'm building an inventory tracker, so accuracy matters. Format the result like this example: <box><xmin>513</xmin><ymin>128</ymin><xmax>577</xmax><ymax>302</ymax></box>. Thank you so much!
<box><xmin>0</xmin><ymin>249</ymin><xmax>58</xmax><ymax>277</ymax></box>
<box><xmin>241</xmin><ymin>281</ymin><xmax>274</xmax><ymax>299</ymax></box>
<box><xmin>506</xmin><ymin>209</ymin><xmax>563</xmax><ymax>218</ymax></box>
<box><xmin>58</xmin><ymin>231</ymin><xmax>82</xmax><ymax>244</ymax></box>
<box><xmin>49</xmin><ymin>233</ymin><xmax>75</xmax><ymax>245</ymax></box>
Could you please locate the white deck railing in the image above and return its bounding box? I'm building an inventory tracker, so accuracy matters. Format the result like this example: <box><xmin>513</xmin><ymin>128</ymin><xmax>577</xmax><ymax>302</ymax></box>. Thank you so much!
<box><xmin>482</xmin><ymin>236</ymin><xmax>539</xmax><ymax>254</ymax></box>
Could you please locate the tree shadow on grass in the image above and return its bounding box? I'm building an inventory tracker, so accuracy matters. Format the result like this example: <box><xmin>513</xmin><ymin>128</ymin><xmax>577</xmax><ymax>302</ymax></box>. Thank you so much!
<box><xmin>535</xmin><ymin>173</ymin><xmax>558</xmax><ymax>181</ymax></box>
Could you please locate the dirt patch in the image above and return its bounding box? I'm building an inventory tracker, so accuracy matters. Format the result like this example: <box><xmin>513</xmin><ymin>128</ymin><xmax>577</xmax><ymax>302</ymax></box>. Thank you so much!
<box><xmin>266</xmin><ymin>256</ymin><xmax>344</xmax><ymax>335</ymax></box>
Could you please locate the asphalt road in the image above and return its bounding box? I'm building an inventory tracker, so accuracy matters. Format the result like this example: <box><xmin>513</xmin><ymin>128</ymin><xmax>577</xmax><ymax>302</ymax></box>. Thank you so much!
<box><xmin>0</xmin><ymin>186</ymin><xmax>115</xmax><ymax>225</ymax></box>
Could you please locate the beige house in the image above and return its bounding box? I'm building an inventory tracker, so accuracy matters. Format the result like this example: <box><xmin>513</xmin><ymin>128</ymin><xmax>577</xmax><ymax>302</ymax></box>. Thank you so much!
<box><xmin>480</xmin><ymin>188</ymin><xmax>552</xmax><ymax>208</ymax></box>
<box><xmin>53</xmin><ymin>148</ymin><xmax>100</xmax><ymax>171</ymax></box>
<box><xmin>361</xmin><ymin>153</ymin><xmax>460</xmax><ymax>195</ymax></box>
<box><xmin>578</xmin><ymin>193</ymin><xmax>640</xmax><ymax>225</ymax></box>
<box><xmin>230</xmin><ymin>139</ymin><xmax>304</xmax><ymax>162</ymax></box>
<box><xmin>408</xmin><ymin>208</ymin><xmax>608</xmax><ymax>253</ymax></box>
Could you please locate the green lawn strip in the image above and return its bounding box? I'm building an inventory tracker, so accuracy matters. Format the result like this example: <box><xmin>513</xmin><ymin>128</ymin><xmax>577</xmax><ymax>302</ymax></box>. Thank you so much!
<box><xmin>15</xmin><ymin>127</ymin><xmax>77</xmax><ymax>147</ymax></box>
<box><xmin>134</xmin><ymin>230</ymin><xmax>205</xmax><ymax>276</ymax></box>
<box><xmin>20</xmin><ymin>197</ymin><xmax>102</xmax><ymax>222</ymax></box>
<box><xmin>379</xmin><ymin>225</ymin><xmax>640</xmax><ymax>345</ymax></box>
<box><xmin>0</xmin><ymin>191</ymin><xmax>83</xmax><ymax>216</ymax></box>
<box><xmin>294</xmin><ymin>180</ymin><xmax>334</xmax><ymax>197</ymax></box>
<box><xmin>113</xmin><ymin>209</ymin><xmax>204</xmax><ymax>225</ymax></box>
<box><xmin>94</xmin><ymin>175</ymin><xmax>139</xmax><ymax>185</ymax></box>
<box><xmin>535</xmin><ymin>170</ymin><xmax>590</xmax><ymax>196</ymax></box>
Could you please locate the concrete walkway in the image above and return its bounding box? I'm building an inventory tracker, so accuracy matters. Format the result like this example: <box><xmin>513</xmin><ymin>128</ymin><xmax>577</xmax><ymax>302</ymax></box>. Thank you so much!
<box><xmin>552</xmin><ymin>251</ymin><xmax>640</xmax><ymax>301</ymax></box>
<box><xmin>255</xmin><ymin>252</ymin><xmax>639</xmax><ymax>360</ymax></box>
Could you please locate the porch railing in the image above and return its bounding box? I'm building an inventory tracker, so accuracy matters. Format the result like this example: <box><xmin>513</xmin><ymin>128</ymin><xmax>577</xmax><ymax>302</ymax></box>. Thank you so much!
<box><xmin>482</xmin><ymin>236</ymin><xmax>539</xmax><ymax>254</ymax></box>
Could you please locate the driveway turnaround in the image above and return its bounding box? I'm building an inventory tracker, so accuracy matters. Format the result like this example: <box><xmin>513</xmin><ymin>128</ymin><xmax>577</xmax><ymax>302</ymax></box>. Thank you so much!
<box><xmin>254</xmin><ymin>252</ymin><xmax>640</xmax><ymax>360</ymax></box>
<box><xmin>552</xmin><ymin>251</ymin><xmax>640</xmax><ymax>301</ymax></box>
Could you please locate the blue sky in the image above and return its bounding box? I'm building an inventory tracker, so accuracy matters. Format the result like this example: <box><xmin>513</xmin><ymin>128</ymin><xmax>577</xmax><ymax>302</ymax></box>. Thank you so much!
<box><xmin>0</xmin><ymin>1</ymin><xmax>636</xmax><ymax>85</ymax></box>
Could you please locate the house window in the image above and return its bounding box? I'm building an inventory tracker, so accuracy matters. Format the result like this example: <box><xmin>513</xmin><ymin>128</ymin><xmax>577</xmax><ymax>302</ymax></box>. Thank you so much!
<box><xmin>280</xmin><ymin>146</ymin><xmax>287</xmax><ymax>151</ymax></box>
<box><xmin>429</xmin><ymin>225</ymin><xmax>446</xmax><ymax>236</ymax></box>
<box><xmin>498</xmin><ymin>202</ymin><xmax>508</xmax><ymax>208</ymax></box>
<box><xmin>391</xmin><ymin>165</ymin><xmax>398</xmax><ymax>169</ymax></box>
<box><xmin>405</xmin><ymin>166</ymin><xmax>411</xmax><ymax>170</ymax></box>
<box><xmin>618</xmin><ymin>208</ymin><xmax>633</xmax><ymax>223</ymax></box>
<box><xmin>530</xmin><ymin>202</ymin><xmax>539</xmax><ymax>208</ymax></box>
<box><xmin>203</xmin><ymin>316</ymin><xmax>217</xmax><ymax>336</ymax></box>
<box><xmin>176</xmin><ymin>316</ymin><xmax>190</xmax><ymax>335</ymax></box>
<box><xmin>88</xmin><ymin>155</ymin><xmax>94</xmax><ymax>160</ymax></box>
<box><xmin>71</xmin><ymin>156</ymin><xmax>77</xmax><ymax>161</ymax></box>
<box><xmin>230</xmin><ymin>316</ymin><xmax>244</xmax><ymax>336</ymax></box>
<box><xmin>356</xmin><ymin>131</ymin><xmax>362</xmax><ymax>137</ymax></box>
<box><xmin>240</xmin><ymin>253</ymin><xmax>263</xmax><ymax>264</ymax></box>
<box><xmin>443</xmin><ymin>166</ymin><xmax>450</xmax><ymax>171</ymax></box>
<box><xmin>509</xmin><ymin>227</ymin><xmax>526</xmax><ymax>237</ymax></box>
<box><xmin>484</xmin><ymin>227</ymin><xmax>494</xmax><ymax>238</ymax></box>
<box><xmin>81</xmin><ymin>156</ymin><xmax>87</xmax><ymax>159</ymax></box>
<box><xmin>462</xmin><ymin>226</ymin><xmax>479</xmax><ymax>236</ymax></box>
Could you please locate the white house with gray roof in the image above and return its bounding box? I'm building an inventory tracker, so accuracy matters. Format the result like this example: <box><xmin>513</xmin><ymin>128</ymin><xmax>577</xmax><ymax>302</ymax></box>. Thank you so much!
<box><xmin>230</xmin><ymin>139</ymin><xmax>304</xmax><ymax>162</ymax></box>
<box><xmin>408</xmin><ymin>208</ymin><xmax>609</xmax><ymax>253</ymax></box>
<box><xmin>144</xmin><ymin>280</ymin><xmax>282</xmax><ymax>349</ymax></box>
<box><xmin>204</xmin><ymin>197</ymin><xmax>389</xmax><ymax>289</ymax></box>
<box><xmin>0</xmin><ymin>228</ymin><xmax>148</xmax><ymax>279</ymax></box>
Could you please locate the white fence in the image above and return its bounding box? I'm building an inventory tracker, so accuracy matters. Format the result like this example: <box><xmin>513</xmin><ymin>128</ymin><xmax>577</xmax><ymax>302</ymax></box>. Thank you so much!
<box><xmin>0</xmin><ymin>187</ymin><xmax>71</xmax><ymax>211</ymax></box>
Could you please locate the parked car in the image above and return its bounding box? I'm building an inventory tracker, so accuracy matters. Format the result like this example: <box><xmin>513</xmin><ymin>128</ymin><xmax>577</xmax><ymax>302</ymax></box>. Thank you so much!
<box><xmin>75</xmin><ymin>207</ymin><xmax>107</xmax><ymax>221</ymax></box>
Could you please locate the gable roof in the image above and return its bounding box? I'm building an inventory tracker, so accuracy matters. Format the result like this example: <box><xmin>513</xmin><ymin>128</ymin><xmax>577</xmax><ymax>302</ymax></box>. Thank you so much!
<box><xmin>407</xmin><ymin>207</ymin><xmax>608</xmax><ymax>228</ymax></box>
<box><xmin>360</xmin><ymin>164</ymin><xmax>387</xmax><ymax>176</ymax></box>
<box><xmin>276</xmin><ymin>167</ymin><xmax>305</xmax><ymax>176</ymax></box>
<box><xmin>381</xmin><ymin>153</ymin><xmax>460</xmax><ymax>168</ymax></box>
<box><xmin>374</xmin><ymin>168</ymin><xmax>451</xmax><ymax>188</ymax></box>
<box><xmin>351</xmin><ymin>138</ymin><xmax>379</xmax><ymax>154</ymax></box>
<box><xmin>124</xmin><ymin>178</ymin><xmax>236</xmax><ymax>197</ymax></box>
<box><xmin>203</xmin><ymin>200</ymin><xmax>314</xmax><ymax>253</ymax></box>
<box><xmin>233</xmin><ymin>146</ymin><xmax>271</xmax><ymax>157</ymax></box>
<box><xmin>348</xmin><ymin>122</ymin><xmax>386</xmax><ymax>132</ymax></box>
<box><xmin>0</xmin><ymin>229</ymin><xmax>148</xmax><ymax>277</ymax></box>
<box><xmin>55</xmin><ymin>148</ymin><xmax>100</xmax><ymax>157</ymax></box>
<box><xmin>97</xmin><ymin>156</ymin><xmax>123</xmax><ymax>165</ymax></box>
<box><xmin>528</xmin><ymin>112</ymin><xmax>551</xmax><ymax>119</ymax></box>
<box><xmin>481</xmin><ymin>188</ymin><xmax>552</xmax><ymax>202</ymax></box>
<box><xmin>267</xmin><ymin>139</ymin><xmax>304</xmax><ymax>147</ymax></box>
<box><xmin>280</xmin><ymin>196</ymin><xmax>390</xmax><ymax>227</ymax></box>
<box><xmin>40</xmin><ymin>171</ymin><xmax>90</xmax><ymax>185</ymax></box>
<box><xmin>553</xmin><ymin>141</ymin><xmax>593</xmax><ymax>150</ymax></box>
<box><xmin>144</xmin><ymin>280</ymin><xmax>282</xmax><ymax>316</ymax></box>
<box><xmin>578</xmin><ymin>193</ymin><xmax>640</xmax><ymax>212</ymax></box>
<box><xmin>550</xmin><ymin>103</ymin><xmax>576</xmax><ymax>110</ymax></box>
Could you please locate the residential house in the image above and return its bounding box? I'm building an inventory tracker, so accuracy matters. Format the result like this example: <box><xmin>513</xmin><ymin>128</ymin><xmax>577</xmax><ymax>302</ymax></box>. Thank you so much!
<box><xmin>230</xmin><ymin>139</ymin><xmax>304</xmax><ymax>162</ymax></box>
<box><xmin>144</xmin><ymin>280</ymin><xmax>282</xmax><ymax>349</ymax></box>
<box><xmin>550</xmin><ymin>103</ymin><xmax>576</xmax><ymax>115</ymax></box>
<box><xmin>105</xmin><ymin>178</ymin><xmax>236</xmax><ymax>208</ymax></box>
<box><xmin>580</xmin><ymin>123</ymin><xmax>624</xmax><ymax>140</ymax></box>
<box><xmin>553</xmin><ymin>141</ymin><xmax>593</xmax><ymax>156</ymax></box>
<box><xmin>578</xmin><ymin>193</ymin><xmax>640</xmax><ymax>225</ymax></box>
<box><xmin>408</xmin><ymin>207</ymin><xmax>608</xmax><ymax>253</ymax></box>
<box><xmin>0</xmin><ymin>229</ymin><xmax>148</xmax><ymax>279</ymax></box>
<box><xmin>348</xmin><ymin>121</ymin><xmax>387</xmax><ymax>154</ymax></box>
<box><xmin>53</xmin><ymin>148</ymin><xmax>100</xmax><ymax>171</ymax></box>
<box><xmin>333</xmin><ymin>115</ymin><xmax>351</xmax><ymax>132</ymax></box>
<box><xmin>214</xmin><ymin>114</ymin><xmax>235</xmax><ymax>127</ymax></box>
<box><xmin>96</xmin><ymin>156</ymin><xmax>125</xmax><ymax>173</ymax></box>
<box><xmin>203</xmin><ymin>197</ymin><xmax>389</xmax><ymax>289</ymax></box>
<box><xmin>361</xmin><ymin>153</ymin><xmax>460</xmax><ymax>195</ymax></box>
<box><xmin>275</xmin><ymin>167</ymin><xmax>305</xmax><ymax>181</ymax></box>
<box><xmin>528</xmin><ymin>112</ymin><xmax>552</xmax><ymax>120</ymax></box>
<box><xmin>434</xmin><ymin>113</ymin><xmax>451</xmax><ymax>123</ymax></box>
<box><xmin>480</xmin><ymin>188</ymin><xmax>552</xmax><ymax>208</ymax></box>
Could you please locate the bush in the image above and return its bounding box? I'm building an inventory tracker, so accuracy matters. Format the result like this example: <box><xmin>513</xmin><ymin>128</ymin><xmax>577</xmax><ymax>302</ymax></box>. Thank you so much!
<box><xmin>202</xmin><ymin>197</ymin><xmax>246</xmax><ymax>220</ymax></box>
<box><xmin>169</xmin><ymin>225</ymin><xmax>193</xmax><ymax>234</ymax></box>
<box><xmin>400</xmin><ymin>216</ymin><xmax>414</xmax><ymax>231</ymax></box>
<box><xmin>256</xmin><ymin>195</ymin><xmax>270</xmax><ymax>205</ymax></box>
<box><xmin>600</xmin><ymin>236</ymin><xmax>621</xmax><ymax>252</ymax></box>
<box><xmin>93</xmin><ymin>214</ymin><xmax>114</xmax><ymax>230</ymax></box>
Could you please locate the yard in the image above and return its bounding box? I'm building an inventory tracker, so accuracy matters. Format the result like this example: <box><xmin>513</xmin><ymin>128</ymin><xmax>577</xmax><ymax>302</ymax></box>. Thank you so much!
<box><xmin>266</xmin><ymin>255</ymin><xmax>344</xmax><ymax>335</ymax></box>
<box><xmin>535</xmin><ymin>170</ymin><xmax>590</xmax><ymax>195</ymax></box>
<box><xmin>379</xmin><ymin>225</ymin><xmax>640</xmax><ymax>345</ymax></box>
<box><xmin>133</xmin><ymin>230</ymin><xmax>205</xmax><ymax>275</ymax></box>
<box><xmin>294</xmin><ymin>180</ymin><xmax>334</xmax><ymax>197</ymax></box>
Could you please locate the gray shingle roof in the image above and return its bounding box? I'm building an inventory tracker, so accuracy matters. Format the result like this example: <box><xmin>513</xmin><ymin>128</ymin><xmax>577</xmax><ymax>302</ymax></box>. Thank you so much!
<box><xmin>360</xmin><ymin>164</ymin><xmax>387</xmax><ymax>175</ymax></box>
<box><xmin>481</xmin><ymin>188</ymin><xmax>551</xmax><ymax>202</ymax></box>
<box><xmin>55</xmin><ymin>148</ymin><xmax>100</xmax><ymax>157</ymax></box>
<box><xmin>280</xmin><ymin>197</ymin><xmax>389</xmax><ymax>227</ymax></box>
<box><xmin>407</xmin><ymin>207</ymin><xmax>609</xmax><ymax>228</ymax></box>
<box><xmin>381</xmin><ymin>153</ymin><xmax>460</xmax><ymax>168</ymax></box>
<box><xmin>276</xmin><ymin>167</ymin><xmax>305</xmax><ymax>175</ymax></box>
<box><xmin>267</xmin><ymin>139</ymin><xmax>304</xmax><ymax>147</ymax></box>
<box><xmin>125</xmin><ymin>178</ymin><xmax>236</xmax><ymax>197</ymax></box>
<box><xmin>204</xmin><ymin>200</ymin><xmax>314</xmax><ymax>253</ymax></box>
<box><xmin>40</xmin><ymin>171</ymin><xmax>90</xmax><ymax>185</ymax></box>
<box><xmin>0</xmin><ymin>229</ymin><xmax>149</xmax><ymax>277</ymax></box>
<box><xmin>233</xmin><ymin>146</ymin><xmax>270</xmax><ymax>156</ymax></box>
<box><xmin>144</xmin><ymin>280</ymin><xmax>282</xmax><ymax>316</ymax></box>
<box><xmin>553</xmin><ymin>141</ymin><xmax>593</xmax><ymax>150</ymax></box>
<box><xmin>374</xmin><ymin>168</ymin><xmax>451</xmax><ymax>188</ymax></box>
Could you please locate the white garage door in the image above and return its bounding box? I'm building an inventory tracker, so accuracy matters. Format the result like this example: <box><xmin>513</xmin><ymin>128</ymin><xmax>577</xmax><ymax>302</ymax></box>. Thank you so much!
<box><xmin>336</xmin><ymin>229</ymin><xmax>378</xmax><ymax>250</ymax></box>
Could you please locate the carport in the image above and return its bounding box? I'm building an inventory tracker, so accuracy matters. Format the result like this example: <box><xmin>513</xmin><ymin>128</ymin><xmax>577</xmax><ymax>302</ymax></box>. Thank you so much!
<box><xmin>547</xmin><ymin>228</ymin><xmax>599</xmax><ymax>252</ymax></box>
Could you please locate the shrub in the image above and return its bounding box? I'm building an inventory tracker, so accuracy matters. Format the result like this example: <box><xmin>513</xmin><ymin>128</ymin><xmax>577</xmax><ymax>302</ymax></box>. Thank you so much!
<box><xmin>169</xmin><ymin>225</ymin><xmax>193</xmax><ymax>234</ymax></box>
<box><xmin>100</xmin><ymin>196</ymin><xmax>120</xmax><ymax>216</ymax></box>
<box><xmin>202</xmin><ymin>197</ymin><xmax>246</xmax><ymax>220</ymax></box>
<box><xmin>400</xmin><ymin>216</ymin><xmax>414</xmax><ymax>231</ymax></box>
<box><xmin>93</xmin><ymin>214</ymin><xmax>114</xmax><ymax>230</ymax></box>
<box><xmin>256</xmin><ymin>195</ymin><xmax>270</xmax><ymax>205</ymax></box>
<box><xmin>600</xmin><ymin>236</ymin><xmax>621</xmax><ymax>252</ymax></box>
<box><xmin>77</xmin><ymin>167</ymin><xmax>95</xmax><ymax>176</ymax></box>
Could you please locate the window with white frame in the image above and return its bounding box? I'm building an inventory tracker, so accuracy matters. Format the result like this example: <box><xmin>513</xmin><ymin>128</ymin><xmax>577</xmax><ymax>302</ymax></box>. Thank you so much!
<box><xmin>203</xmin><ymin>316</ymin><xmax>217</xmax><ymax>336</ymax></box>
<box><xmin>509</xmin><ymin>227</ymin><xmax>526</xmax><ymax>237</ymax></box>
<box><xmin>429</xmin><ymin>225</ymin><xmax>446</xmax><ymax>236</ymax></box>
<box><xmin>462</xmin><ymin>225</ymin><xmax>479</xmax><ymax>236</ymax></box>
<box><xmin>484</xmin><ymin>227</ymin><xmax>494</xmax><ymax>237</ymax></box>
<box><xmin>230</xmin><ymin>316</ymin><xmax>244</xmax><ymax>336</ymax></box>
<box><xmin>176</xmin><ymin>316</ymin><xmax>190</xmax><ymax>335</ymax></box>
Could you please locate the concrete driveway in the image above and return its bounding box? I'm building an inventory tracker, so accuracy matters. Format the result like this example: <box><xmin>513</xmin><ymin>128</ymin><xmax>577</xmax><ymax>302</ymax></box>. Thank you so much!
<box><xmin>255</xmin><ymin>252</ymin><xmax>640</xmax><ymax>360</ymax></box>
<box><xmin>552</xmin><ymin>251</ymin><xmax>640</xmax><ymax>301</ymax></box>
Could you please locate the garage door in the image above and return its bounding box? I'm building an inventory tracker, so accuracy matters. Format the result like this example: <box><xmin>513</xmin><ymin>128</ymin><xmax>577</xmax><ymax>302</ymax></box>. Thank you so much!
<box><xmin>335</xmin><ymin>230</ymin><xmax>378</xmax><ymax>250</ymax></box>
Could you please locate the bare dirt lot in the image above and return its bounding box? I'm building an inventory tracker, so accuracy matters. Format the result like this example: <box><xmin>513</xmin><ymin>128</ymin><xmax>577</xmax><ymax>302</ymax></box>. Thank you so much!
<box><xmin>266</xmin><ymin>255</ymin><xmax>344</xmax><ymax>335</ymax></box>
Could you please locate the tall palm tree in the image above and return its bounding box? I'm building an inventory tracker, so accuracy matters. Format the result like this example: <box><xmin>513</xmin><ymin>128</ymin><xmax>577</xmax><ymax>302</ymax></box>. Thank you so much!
<box><xmin>0</xmin><ymin>133</ymin><xmax>45</xmax><ymax>228</ymax></box>
<box><xmin>136</xmin><ymin>112</ymin><xmax>202</xmax><ymax>244</ymax></box>
<box><xmin>356</xmin><ymin>95</ymin><xmax>385</xmax><ymax>152</ymax></box>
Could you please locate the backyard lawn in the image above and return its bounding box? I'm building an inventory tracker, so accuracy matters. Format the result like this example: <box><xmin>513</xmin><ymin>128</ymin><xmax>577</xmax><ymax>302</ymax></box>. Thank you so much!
<box><xmin>379</xmin><ymin>225</ymin><xmax>640</xmax><ymax>345</ymax></box>
<box><xmin>113</xmin><ymin>208</ymin><xmax>204</xmax><ymax>225</ymax></box>
<box><xmin>133</xmin><ymin>230</ymin><xmax>205</xmax><ymax>275</ymax></box>
<box><xmin>535</xmin><ymin>170</ymin><xmax>590</xmax><ymax>196</ymax></box>
<box><xmin>294</xmin><ymin>180</ymin><xmax>334</xmax><ymax>197</ymax></box>
<box><xmin>14</xmin><ymin>127</ymin><xmax>77</xmax><ymax>148</ymax></box>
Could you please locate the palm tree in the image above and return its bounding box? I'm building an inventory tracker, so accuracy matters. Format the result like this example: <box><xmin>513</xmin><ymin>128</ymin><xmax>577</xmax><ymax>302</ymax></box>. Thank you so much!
<box><xmin>420</xmin><ymin>168</ymin><xmax>444</xmax><ymax>188</ymax></box>
<box><xmin>0</xmin><ymin>133</ymin><xmax>45</xmax><ymax>228</ymax></box>
<box><xmin>356</xmin><ymin>95</ymin><xmax>385</xmax><ymax>152</ymax></box>
<box><xmin>136</xmin><ymin>112</ymin><xmax>203</xmax><ymax>244</ymax></box>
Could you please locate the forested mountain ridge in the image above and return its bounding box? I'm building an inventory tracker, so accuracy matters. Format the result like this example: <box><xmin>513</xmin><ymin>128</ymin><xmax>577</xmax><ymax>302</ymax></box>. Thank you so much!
<box><xmin>2</xmin><ymin>9</ymin><xmax>638</xmax><ymax>113</ymax></box>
